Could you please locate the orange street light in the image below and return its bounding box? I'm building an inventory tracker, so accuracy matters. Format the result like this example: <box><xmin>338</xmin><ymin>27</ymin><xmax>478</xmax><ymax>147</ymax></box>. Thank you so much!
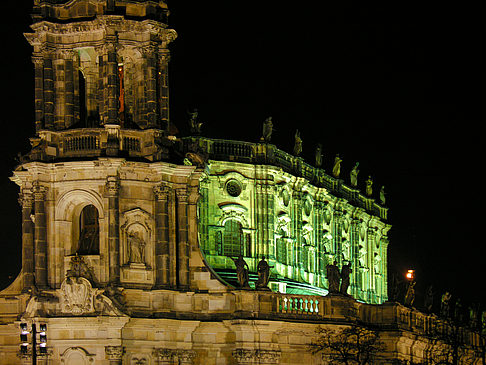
<box><xmin>406</xmin><ymin>269</ymin><xmax>415</xmax><ymax>280</ymax></box>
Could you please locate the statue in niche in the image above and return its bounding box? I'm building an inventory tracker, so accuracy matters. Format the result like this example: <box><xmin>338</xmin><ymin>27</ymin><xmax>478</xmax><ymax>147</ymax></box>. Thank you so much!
<box><xmin>332</xmin><ymin>154</ymin><xmax>342</xmax><ymax>178</ymax></box>
<box><xmin>261</xmin><ymin>117</ymin><xmax>273</xmax><ymax>142</ymax></box>
<box><xmin>350</xmin><ymin>162</ymin><xmax>359</xmax><ymax>187</ymax></box>
<box><xmin>293</xmin><ymin>130</ymin><xmax>302</xmax><ymax>156</ymax></box>
<box><xmin>424</xmin><ymin>285</ymin><xmax>434</xmax><ymax>313</ymax></box>
<box><xmin>340</xmin><ymin>263</ymin><xmax>352</xmax><ymax>295</ymax></box>
<box><xmin>315</xmin><ymin>144</ymin><xmax>323</xmax><ymax>167</ymax></box>
<box><xmin>255</xmin><ymin>256</ymin><xmax>272</xmax><ymax>290</ymax></box>
<box><xmin>326</xmin><ymin>261</ymin><xmax>340</xmax><ymax>293</ymax></box>
<box><xmin>440</xmin><ymin>291</ymin><xmax>452</xmax><ymax>318</ymax></box>
<box><xmin>365</xmin><ymin>176</ymin><xmax>373</xmax><ymax>196</ymax></box>
<box><xmin>404</xmin><ymin>280</ymin><xmax>416</xmax><ymax>307</ymax></box>
<box><xmin>379</xmin><ymin>186</ymin><xmax>386</xmax><ymax>205</ymax></box>
<box><xmin>232</xmin><ymin>255</ymin><xmax>251</xmax><ymax>289</ymax></box>
<box><xmin>188</xmin><ymin>108</ymin><xmax>203</xmax><ymax>135</ymax></box>
<box><xmin>128</xmin><ymin>231</ymin><xmax>146</xmax><ymax>264</ymax></box>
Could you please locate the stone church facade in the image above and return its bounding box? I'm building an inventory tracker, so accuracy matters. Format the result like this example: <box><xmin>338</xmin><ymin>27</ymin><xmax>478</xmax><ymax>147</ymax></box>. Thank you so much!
<box><xmin>0</xmin><ymin>1</ymin><xmax>482</xmax><ymax>364</ymax></box>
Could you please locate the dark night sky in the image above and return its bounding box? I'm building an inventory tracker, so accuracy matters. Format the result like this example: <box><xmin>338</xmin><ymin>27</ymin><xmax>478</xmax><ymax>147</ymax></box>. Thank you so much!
<box><xmin>0</xmin><ymin>2</ymin><xmax>484</xmax><ymax>311</ymax></box>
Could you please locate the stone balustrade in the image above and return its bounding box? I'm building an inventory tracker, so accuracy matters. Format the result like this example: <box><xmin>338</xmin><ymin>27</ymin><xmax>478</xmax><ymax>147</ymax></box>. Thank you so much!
<box><xmin>26</xmin><ymin>126</ymin><xmax>166</xmax><ymax>162</ymax></box>
<box><xmin>183</xmin><ymin>136</ymin><xmax>388</xmax><ymax>220</ymax></box>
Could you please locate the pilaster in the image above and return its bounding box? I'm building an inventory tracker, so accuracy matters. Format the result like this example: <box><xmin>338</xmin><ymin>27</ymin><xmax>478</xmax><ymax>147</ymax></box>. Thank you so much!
<box><xmin>154</xmin><ymin>183</ymin><xmax>170</xmax><ymax>288</ymax></box>
<box><xmin>176</xmin><ymin>188</ymin><xmax>189</xmax><ymax>289</ymax></box>
<box><xmin>105</xmin><ymin>175</ymin><xmax>120</xmax><ymax>283</ymax></box>
<box><xmin>33</xmin><ymin>183</ymin><xmax>48</xmax><ymax>288</ymax></box>
<box><xmin>19</xmin><ymin>190</ymin><xmax>34</xmax><ymax>291</ymax></box>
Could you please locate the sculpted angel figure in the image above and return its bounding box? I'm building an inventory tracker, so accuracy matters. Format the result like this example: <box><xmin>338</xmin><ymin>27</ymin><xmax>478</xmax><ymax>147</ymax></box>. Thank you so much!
<box><xmin>366</xmin><ymin>176</ymin><xmax>373</xmax><ymax>196</ymax></box>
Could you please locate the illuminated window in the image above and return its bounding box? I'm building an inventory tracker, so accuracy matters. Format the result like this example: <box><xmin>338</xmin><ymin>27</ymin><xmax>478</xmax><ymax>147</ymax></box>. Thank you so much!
<box><xmin>223</xmin><ymin>220</ymin><xmax>243</xmax><ymax>257</ymax></box>
<box><xmin>77</xmin><ymin>205</ymin><xmax>99</xmax><ymax>255</ymax></box>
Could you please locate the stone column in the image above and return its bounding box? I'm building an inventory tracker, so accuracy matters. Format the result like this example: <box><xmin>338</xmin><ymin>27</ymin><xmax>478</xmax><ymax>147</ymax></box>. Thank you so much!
<box><xmin>291</xmin><ymin>190</ymin><xmax>303</xmax><ymax>281</ymax></box>
<box><xmin>154</xmin><ymin>183</ymin><xmax>170</xmax><ymax>288</ymax></box>
<box><xmin>43</xmin><ymin>55</ymin><xmax>55</xmax><ymax>129</ymax></box>
<box><xmin>32</xmin><ymin>56</ymin><xmax>44</xmax><ymax>132</ymax></box>
<box><xmin>20</xmin><ymin>190</ymin><xmax>34</xmax><ymax>291</ymax></box>
<box><xmin>53</xmin><ymin>52</ymin><xmax>65</xmax><ymax>130</ymax></box>
<box><xmin>33</xmin><ymin>183</ymin><xmax>48</xmax><ymax>288</ymax></box>
<box><xmin>105</xmin><ymin>346</ymin><xmax>124</xmax><ymax>365</ymax></box>
<box><xmin>176</xmin><ymin>188</ymin><xmax>189</xmax><ymax>289</ymax></box>
<box><xmin>105</xmin><ymin>176</ymin><xmax>120</xmax><ymax>283</ymax></box>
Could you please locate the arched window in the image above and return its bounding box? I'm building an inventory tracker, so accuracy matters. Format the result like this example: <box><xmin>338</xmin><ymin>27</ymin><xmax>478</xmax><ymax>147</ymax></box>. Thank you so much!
<box><xmin>223</xmin><ymin>220</ymin><xmax>243</xmax><ymax>257</ymax></box>
<box><xmin>77</xmin><ymin>205</ymin><xmax>99</xmax><ymax>255</ymax></box>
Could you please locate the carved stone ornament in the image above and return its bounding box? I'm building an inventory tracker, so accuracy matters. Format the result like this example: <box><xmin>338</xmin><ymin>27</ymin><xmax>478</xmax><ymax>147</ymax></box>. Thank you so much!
<box><xmin>153</xmin><ymin>348</ymin><xmax>196</xmax><ymax>364</ymax></box>
<box><xmin>105</xmin><ymin>346</ymin><xmax>125</xmax><ymax>360</ymax></box>
<box><xmin>60</xmin><ymin>276</ymin><xmax>96</xmax><ymax>315</ymax></box>
<box><xmin>232</xmin><ymin>349</ymin><xmax>281</xmax><ymax>364</ymax></box>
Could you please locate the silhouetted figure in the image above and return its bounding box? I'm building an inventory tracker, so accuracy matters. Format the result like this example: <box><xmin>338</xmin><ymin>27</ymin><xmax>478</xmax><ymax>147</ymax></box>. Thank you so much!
<box><xmin>232</xmin><ymin>255</ymin><xmax>250</xmax><ymax>289</ymax></box>
<box><xmin>424</xmin><ymin>285</ymin><xmax>434</xmax><ymax>313</ymax></box>
<box><xmin>256</xmin><ymin>256</ymin><xmax>272</xmax><ymax>290</ymax></box>
<box><xmin>441</xmin><ymin>291</ymin><xmax>452</xmax><ymax>319</ymax></box>
<box><xmin>326</xmin><ymin>261</ymin><xmax>340</xmax><ymax>293</ymax></box>
<box><xmin>340</xmin><ymin>263</ymin><xmax>352</xmax><ymax>295</ymax></box>
<box><xmin>404</xmin><ymin>281</ymin><xmax>416</xmax><ymax>307</ymax></box>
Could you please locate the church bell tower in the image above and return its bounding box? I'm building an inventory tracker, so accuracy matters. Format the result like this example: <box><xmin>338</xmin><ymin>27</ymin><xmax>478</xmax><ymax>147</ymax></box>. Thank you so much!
<box><xmin>12</xmin><ymin>0</ymin><xmax>209</xmax><ymax>294</ymax></box>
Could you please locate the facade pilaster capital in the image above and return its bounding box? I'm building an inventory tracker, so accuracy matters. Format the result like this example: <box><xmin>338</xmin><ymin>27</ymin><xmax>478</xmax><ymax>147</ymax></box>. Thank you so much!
<box><xmin>105</xmin><ymin>345</ymin><xmax>125</xmax><ymax>360</ymax></box>
<box><xmin>152</xmin><ymin>348</ymin><xmax>174</xmax><ymax>362</ymax></box>
<box><xmin>18</xmin><ymin>190</ymin><xmax>34</xmax><ymax>208</ymax></box>
<box><xmin>32</xmin><ymin>182</ymin><xmax>47</xmax><ymax>200</ymax></box>
<box><xmin>176</xmin><ymin>349</ymin><xmax>196</xmax><ymax>364</ymax></box>
<box><xmin>54</xmin><ymin>48</ymin><xmax>75</xmax><ymax>60</ymax></box>
<box><xmin>154</xmin><ymin>183</ymin><xmax>171</xmax><ymax>201</ymax></box>
<box><xmin>175</xmin><ymin>188</ymin><xmax>189</xmax><ymax>202</ymax></box>
<box><xmin>105</xmin><ymin>176</ymin><xmax>120</xmax><ymax>196</ymax></box>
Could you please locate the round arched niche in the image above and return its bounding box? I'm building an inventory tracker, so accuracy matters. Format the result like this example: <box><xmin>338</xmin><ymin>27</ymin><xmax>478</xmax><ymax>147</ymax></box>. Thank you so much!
<box><xmin>60</xmin><ymin>347</ymin><xmax>95</xmax><ymax>364</ymax></box>
<box><xmin>56</xmin><ymin>189</ymin><xmax>104</xmax><ymax>255</ymax></box>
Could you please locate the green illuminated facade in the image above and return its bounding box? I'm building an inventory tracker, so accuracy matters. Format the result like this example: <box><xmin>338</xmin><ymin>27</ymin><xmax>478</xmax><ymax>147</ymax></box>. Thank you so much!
<box><xmin>187</xmin><ymin>137</ymin><xmax>391</xmax><ymax>304</ymax></box>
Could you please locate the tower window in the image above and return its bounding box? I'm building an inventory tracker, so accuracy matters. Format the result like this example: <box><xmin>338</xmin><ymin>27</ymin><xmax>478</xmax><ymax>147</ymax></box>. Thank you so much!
<box><xmin>77</xmin><ymin>205</ymin><xmax>99</xmax><ymax>255</ymax></box>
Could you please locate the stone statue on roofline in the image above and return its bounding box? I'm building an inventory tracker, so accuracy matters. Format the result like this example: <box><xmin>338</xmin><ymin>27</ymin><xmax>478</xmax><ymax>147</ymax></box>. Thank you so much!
<box><xmin>350</xmin><ymin>162</ymin><xmax>359</xmax><ymax>187</ymax></box>
<box><xmin>365</xmin><ymin>176</ymin><xmax>373</xmax><ymax>196</ymax></box>
<box><xmin>332</xmin><ymin>154</ymin><xmax>342</xmax><ymax>178</ymax></box>
<box><xmin>232</xmin><ymin>255</ymin><xmax>251</xmax><ymax>289</ymax></box>
<box><xmin>404</xmin><ymin>280</ymin><xmax>416</xmax><ymax>307</ymax></box>
<box><xmin>441</xmin><ymin>291</ymin><xmax>452</xmax><ymax>318</ymax></box>
<box><xmin>379</xmin><ymin>186</ymin><xmax>386</xmax><ymax>205</ymax></box>
<box><xmin>326</xmin><ymin>261</ymin><xmax>340</xmax><ymax>293</ymax></box>
<box><xmin>315</xmin><ymin>144</ymin><xmax>323</xmax><ymax>168</ymax></box>
<box><xmin>340</xmin><ymin>262</ymin><xmax>352</xmax><ymax>295</ymax></box>
<box><xmin>293</xmin><ymin>130</ymin><xmax>302</xmax><ymax>156</ymax></box>
<box><xmin>261</xmin><ymin>116</ymin><xmax>273</xmax><ymax>142</ymax></box>
<box><xmin>255</xmin><ymin>256</ymin><xmax>273</xmax><ymax>290</ymax></box>
<box><xmin>188</xmin><ymin>108</ymin><xmax>203</xmax><ymax>135</ymax></box>
<box><xmin>424</xmin><ymin>285</ymin><xmax>434</xmax><ymax>313</ymax></box>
